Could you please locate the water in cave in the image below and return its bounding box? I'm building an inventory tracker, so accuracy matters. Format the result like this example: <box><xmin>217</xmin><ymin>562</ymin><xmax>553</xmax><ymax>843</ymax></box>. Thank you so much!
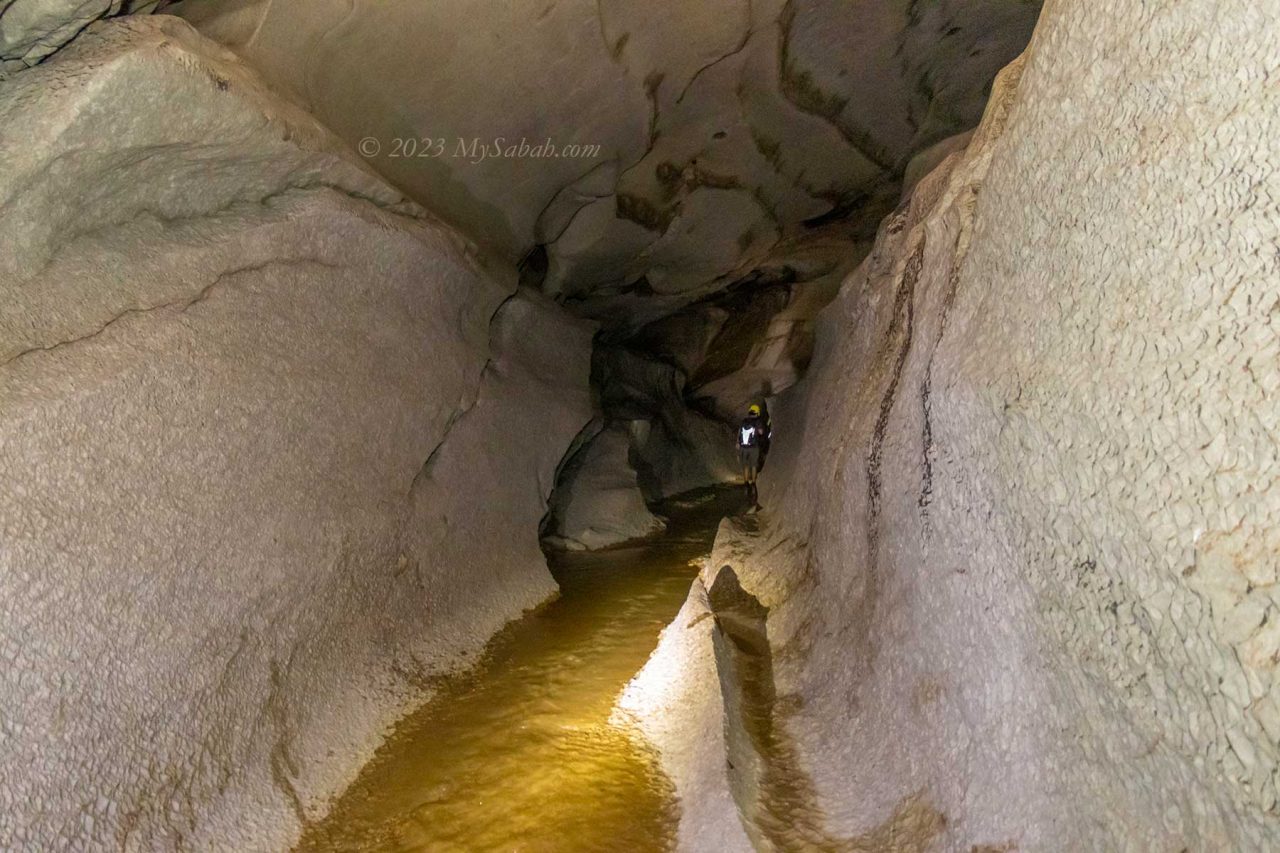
<box><xmin>295</xmin><ymin>490</ymin><xmax>739</xmax><ymax>851</ymax></box>
<box><xmin>5</xmin><ymin>1</ymin><xmax>1275</xmax><ymax>850</ymax></box>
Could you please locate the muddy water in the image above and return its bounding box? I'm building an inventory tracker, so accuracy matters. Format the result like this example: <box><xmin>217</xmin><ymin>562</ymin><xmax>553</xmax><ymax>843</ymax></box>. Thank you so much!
<box><xmin>296</xmin><ymin>490</ymin><xmax>738</xmax><ymax>853</ymax></box>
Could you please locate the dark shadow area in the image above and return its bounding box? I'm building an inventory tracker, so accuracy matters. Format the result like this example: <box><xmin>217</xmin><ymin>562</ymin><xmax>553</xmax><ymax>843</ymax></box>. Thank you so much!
<box><xmin>709</xmin><ymin>566</ymin><xmax>944</xmax><ymax>851</ymax></box>
<box><xmin>708</xmin><ymin>561</ymin><xmax>947</xmax><ymax>852</ymax></box>
<box><xmin>708</xmin><ymin>566</ymin><xmax>849</xmax><ymax>851</ymax></box>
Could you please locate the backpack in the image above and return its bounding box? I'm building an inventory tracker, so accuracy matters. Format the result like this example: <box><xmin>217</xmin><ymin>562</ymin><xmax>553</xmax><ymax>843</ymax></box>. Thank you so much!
<box><xmin>739</xmin><ymin>422</ymin><xmax>758</xmax><ymax>448</ymax></box>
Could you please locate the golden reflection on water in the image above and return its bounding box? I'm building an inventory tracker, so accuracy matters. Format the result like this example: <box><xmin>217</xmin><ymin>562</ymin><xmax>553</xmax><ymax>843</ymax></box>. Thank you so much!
<box><xmin>296</xmin><ymin>492</ymin><xmax>734</xmax><ymax>853</ymax></box>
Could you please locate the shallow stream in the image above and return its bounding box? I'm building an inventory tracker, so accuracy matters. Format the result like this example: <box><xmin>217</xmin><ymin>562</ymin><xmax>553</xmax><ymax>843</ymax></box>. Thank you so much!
<box><xmin>296</xmin><ymin>490</ymin><xmax>738</xmax><ymax>852</ymax></box>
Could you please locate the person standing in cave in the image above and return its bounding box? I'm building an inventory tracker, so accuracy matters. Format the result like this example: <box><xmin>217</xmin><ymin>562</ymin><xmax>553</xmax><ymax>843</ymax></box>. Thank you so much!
<box><xmin>756</xmin><ymin>397</ymin><xmax>773</xmax><ymax>472</ymax></box>
<box><xmin>738</xmin><ymin>403</ymin><xmax>770</xmax><ymax>510</ymax></box>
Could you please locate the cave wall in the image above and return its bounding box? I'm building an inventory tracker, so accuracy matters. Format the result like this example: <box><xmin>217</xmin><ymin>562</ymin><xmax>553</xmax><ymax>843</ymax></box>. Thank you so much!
<box><xmin>624</xmin><ymin>0</ymin><xmax>1280</xmax><ymax>848</ymax></box>
<box><xmin>0</xmin><ymin>0</ymin><xmax>166</xmax><ymax>72</ymax></box>
<box><xmin>0</xmin><ymin>18</ymin><xmax>592</xmax><ymax>848</ymax></box>
<box><xmin>169</xmin><ymin>0</ymin><xmax>1040</xmax><ymax>326</ymax></box>
<box><xmin>542</xmin><ymin>419</ymin><xmax>668</xmax><ymax>551</ymax></box>
<box><xmin>165</xmin><ymin>0</ymin><xmax>1041</xmax><ymax>550</ymax></box>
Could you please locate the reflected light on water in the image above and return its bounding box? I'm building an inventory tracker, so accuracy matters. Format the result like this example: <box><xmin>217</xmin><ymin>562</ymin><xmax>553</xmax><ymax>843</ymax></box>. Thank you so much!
<box><xmin>296</xmin><ymin>490</ymin><xmax>736</xmax><ymax>853</ymax></box>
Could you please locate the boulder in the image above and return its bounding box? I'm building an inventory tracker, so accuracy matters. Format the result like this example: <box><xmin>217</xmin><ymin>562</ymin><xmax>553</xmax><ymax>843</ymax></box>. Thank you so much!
<box><xmin>543</xmin><ymin>422</ymin><xmax>667</xmax><ymax>551</ymax></box>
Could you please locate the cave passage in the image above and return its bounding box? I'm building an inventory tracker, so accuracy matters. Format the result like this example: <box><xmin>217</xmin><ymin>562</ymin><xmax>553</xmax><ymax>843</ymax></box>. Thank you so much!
<box><xmin>10</xmin><ymin>1</ymin><xmax>1279</xmax><ymax>849</ymax></box>
<box><xmin>295</xmin><ymin>489</ymin><xmax>741</xmax><ymax>851</ymax></box>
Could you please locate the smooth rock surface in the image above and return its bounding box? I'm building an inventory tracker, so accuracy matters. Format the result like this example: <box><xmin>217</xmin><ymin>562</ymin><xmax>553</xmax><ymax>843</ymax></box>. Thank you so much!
<box><xmin>165</xmin><ymin>0</ymin><xmax>1040</xmax><ymax>512</ymax></box>
<box><xmin>171</xmin><ymin>0</ymin><xmax>1040</xmax><ymax>326</ymax></box>
<box><xmin>616</xmin><ymin>575</ymin><xmax>753</xmax><ymax>853</ymax></box>
<box><xmin>543</xmin><ymin>421</ymin><xmax>667</xmax><ymax>551</ymax></box>
<box><xmin>594</xmin><ymin>345</ymin><xmax>740</xmax><ymax>500</ymax></box>
<box><xmin>623</xmin><ymin>1</ymin><xmax>1280</xmax><ymax>847</ymax></box>
<box><xmin>0</xmin><ymin>18</ymin><xmax>592</xmax><ymax>849</ymax></box>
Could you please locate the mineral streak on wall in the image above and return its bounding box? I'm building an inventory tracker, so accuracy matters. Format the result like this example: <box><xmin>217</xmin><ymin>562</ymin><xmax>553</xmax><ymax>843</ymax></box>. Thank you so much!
<box><xmin>169</xmin><ymin>0</ymin><xmax>1042</xmax><ymax>536</ymax></box>
<box><xmin>622</xmin><ymin>1</ymin><xmax>1280</xmax><ymax>849</ymax></box>
<box><xmin>5</xmin><ymin>0</ymin><xmax>1279</xmax><ymax>849</ymax></box>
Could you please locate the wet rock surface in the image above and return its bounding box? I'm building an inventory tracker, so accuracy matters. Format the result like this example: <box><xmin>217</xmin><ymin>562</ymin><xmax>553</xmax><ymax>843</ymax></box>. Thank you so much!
<box><xmin>9</xmin><ymin>0</ymin><xmax>1277</xmax><ymax>849</ymax></box>
<box><xmin>298</xmin><ymin>489</ymin><xmax>739</xmax><ymax>852</ymax></box>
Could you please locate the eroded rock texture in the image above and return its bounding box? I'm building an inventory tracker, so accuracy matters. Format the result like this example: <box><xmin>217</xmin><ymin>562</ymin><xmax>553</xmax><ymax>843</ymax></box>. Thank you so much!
<box><xmin>170</xmin><ymin>0</ymin><xmax>1038</xmax><ymax>318</ymax></box>
<box><xmin>543</xmin><ymin>420</ymin><xmax>668</xmax><ymax>551</ymax></box>
<box><xmin>0</xmin><ymin>0</ymin><xmax>166</xmax><ymax>72</ymax></box>
<box><xmin>0</xmin><ymin>18</ymin><xmax>592</xmax><ymax>849</ymax></box>
<box><xmin>166</xmin><ymin>0</ymin><xmax>1039</xmax><ymax>538</ymax></box>
<box><xmin>624</xmin><ymin>1</ymin><xmax>1280</xmax><ymax>848</ymax></box>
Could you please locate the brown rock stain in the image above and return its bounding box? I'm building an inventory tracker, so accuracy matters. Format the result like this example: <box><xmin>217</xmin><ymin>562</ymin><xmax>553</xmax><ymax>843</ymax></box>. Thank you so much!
<box><xmin>912</xmin><ymin>676</ymin><xmax>944</xmax><ymax>711</ymax></box>
<box><xmin>847</xmin><ymin>793</ymin><xmax>947</xmax><ymax>853</ymax></box>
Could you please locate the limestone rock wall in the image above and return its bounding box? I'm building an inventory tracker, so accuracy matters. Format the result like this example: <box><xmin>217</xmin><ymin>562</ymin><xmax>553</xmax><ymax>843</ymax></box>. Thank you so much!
<box><xmin>0</xmin><ymin>18</ymin><xmax>592</xmax><ymax>849</ymax></box>
<box><xmin>595</xmin><ymin>345</ymin><xmax>740</xmax><ymax>501</ymax></box>
<box><xmin>167</xmin><ymin>0</ymin><xmax>1040</xmax><ymax>521</ymax></box>
<box><xmin>170</xmin><ymin>0</ymin><xmax>1040</xmax><ymax>327</ymax></box>
<box><xmin>541</xmin><ymin>342</ymin><xmax>742</xmax><ymax>552</ymax></box>
<box><xmin>543</xmin><ymin>421</ymin><xmax>667</xmax><ymax>551</ymax></box>
<box><xmin>623</xmin><ymin>0</ymin><xmax>1280</xmax><ymax>848</ymax></box>
<box><xmin>0</xmin><ymin>0</ymin><xmax>165</xmax><ymax>72</ymax></box>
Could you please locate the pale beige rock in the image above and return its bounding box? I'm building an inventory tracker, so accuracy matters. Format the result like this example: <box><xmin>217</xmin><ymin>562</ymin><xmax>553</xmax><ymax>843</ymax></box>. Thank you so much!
<box><xmin>0</xmin><ymin>18</ymin><xmax>593</xmax><ymax>849</ymax></box>
<box><xmin>623</xmin><ymin>0</ymin><xmax>1280</xmax><ymax>847</ymax></box>
<box><xmin>901</xmin><ymin>129</ymin><xmax>974</xmax><ymax>200</ymax></box>
<box><xmin>170</xmin><ymin>0</ymin><xmax>1038</xmax><ymax>324</ymax></box>
<box><xmin>13</xmin><ymin>0</ymin><xmax>1276</xmax><ymax>849</ymax></box>
<box><xmin>171</xmin><ymin>0</ymin><xmax>652</xmax><ymax>266</ymax></box>
<box><xmin>0</xmin><ymin>0</ymin><xmax>1045</xmax><ymax>604</ymax></box>
<box><xmin>162</xmin><ymin>0</ymin><xmax>1038</xmax><ymax>511</ymax></box>
<box><xmin>594</xmin><ymin>345</ymin><xmax>741</xmax><ymax>499</ymax></box>
<box><xmin>616</xmin><ymin>575</ymin><xmax>753</xmax><ymax>852</ymax></box>
<box><xmin>0</xmin><ymin>0</ymin><xmax>165</xmax><ymax>70</ymax></box>
<box><xmin>1</xmin><ymin>1</ymin><xmax>121</xmax><ymax>69</ymax></box>
<box><xmin>543</xmin><ymin>421</ymin><xmax>667</xmax><ymax>551</ymax></box>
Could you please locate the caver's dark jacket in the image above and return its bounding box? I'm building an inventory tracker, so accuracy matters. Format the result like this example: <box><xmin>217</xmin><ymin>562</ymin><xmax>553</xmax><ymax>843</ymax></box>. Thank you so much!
<box><xmin>737</xmin><ymin>414</ymin><xmax>769</xmax><ymax>449</ymax></box>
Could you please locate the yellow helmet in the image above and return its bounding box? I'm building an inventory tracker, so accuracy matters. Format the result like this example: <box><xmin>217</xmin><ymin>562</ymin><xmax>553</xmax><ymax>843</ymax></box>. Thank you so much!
<box><xmin>748</xmin><ymin>404</ymin><xmax>761</xmax><ymax>416</ymax></box>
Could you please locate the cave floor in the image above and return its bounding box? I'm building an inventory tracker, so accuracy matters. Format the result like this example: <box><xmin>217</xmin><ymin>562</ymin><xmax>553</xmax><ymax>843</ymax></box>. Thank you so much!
<box><xmin>295</xmin><ymin>488</ymin><xmax>742</xmax><ymax>852</ymax></box>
